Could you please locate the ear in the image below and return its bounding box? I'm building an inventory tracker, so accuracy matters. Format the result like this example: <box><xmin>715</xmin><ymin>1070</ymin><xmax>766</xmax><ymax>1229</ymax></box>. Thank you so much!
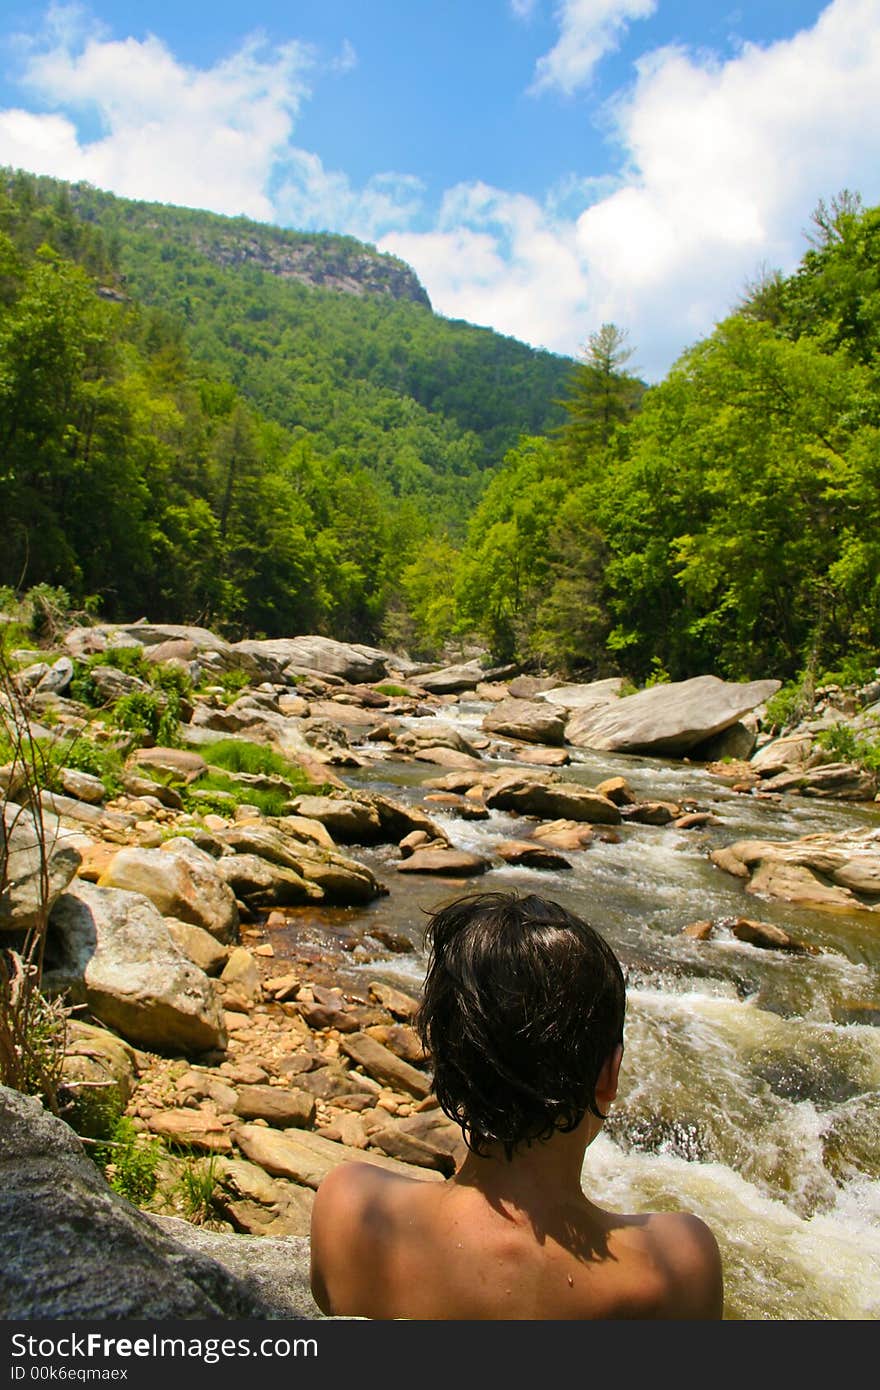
<box><xmin>595</xmin><ymin>1042</ymin><xmax>624</xmax><ymax>1109</ymax></box>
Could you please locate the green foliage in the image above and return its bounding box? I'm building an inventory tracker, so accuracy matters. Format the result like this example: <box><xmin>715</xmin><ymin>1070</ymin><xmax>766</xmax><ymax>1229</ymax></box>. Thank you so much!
<box><xmin>763</xmin><ymin>674</ymin><xmax>816</xmax><ymax>731</ymax></box>
<box><xmin>50</xmin><ymin>735</ymin><xmax>124</xmax><ymax>798</ymax></box>
<box><xmin>644</xmin><ymin>658</ymin><xmax>672</xmax><ymax>687</ymax></box>
<box><xmin>206</xmin><ymin>668</ymin><xmax>250</xmax><ymax>702</ymax></box>
<box><xmin>92</xmin><ymin>1114</ymin><xmax>161</xmax><ymax>1205</ymax></box>
<box><xmin>184</xmin><ymin>772</ymin><xmax>289</xmax><ymax>818</ymax></box>
<box><xmin>174</xmin><ymin>1152</ymin><xmax>221</xmax><ymax>1224</ymax></box>
<box><xmin>373</xmin><ymin>682</ymin><xmax>411</xmax><ymax>697</ymax></box>
<box><xmin>816</xmin><ymin>722</ymin><xmax>880</xmax><ymax>771</ymax></box>
<box><xmin>197</xmin><ymin>738</ymin><xmax>312</xmax><ymax>783</ymax></box>
<box><xmin>110</xmin><ymin>691</ymin><xmax>179</xmax><ymax>746</ymax></box>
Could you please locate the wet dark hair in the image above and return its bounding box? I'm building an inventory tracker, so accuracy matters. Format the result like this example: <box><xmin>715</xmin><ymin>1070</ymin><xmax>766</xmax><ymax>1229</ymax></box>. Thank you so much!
<box><xmin>416</xmin><ymin>891</ymin><xmax>626</xmax><ymax>1159</ymax></box>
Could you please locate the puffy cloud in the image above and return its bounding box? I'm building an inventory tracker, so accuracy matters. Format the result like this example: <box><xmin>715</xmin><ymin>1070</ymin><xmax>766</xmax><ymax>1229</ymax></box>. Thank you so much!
<box><xmin>1</xmin><ymin>10</ymin><xmax>314</xmax><ymax>218</ymax></box>
<box><xmin>386</xmin><ymin>0</ymin><xmax>880</xmax><ymax>377</ymax></box>
<box><xmin>532</xmin><ymin>0</ymin><xmax>658</xmax><ymax>93</ymax></box>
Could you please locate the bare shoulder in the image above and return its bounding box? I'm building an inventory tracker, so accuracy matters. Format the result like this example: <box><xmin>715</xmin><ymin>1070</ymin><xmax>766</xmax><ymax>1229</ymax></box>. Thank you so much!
<box><xmin>309</xmin><ymin>1162</ymin><xmax>418</xmax><ymax>1315</ymax></box>
<box><xmin>638</xmin><ymin>1210</ymin><xmax>725</xmax><ymax>1319</ymax></box>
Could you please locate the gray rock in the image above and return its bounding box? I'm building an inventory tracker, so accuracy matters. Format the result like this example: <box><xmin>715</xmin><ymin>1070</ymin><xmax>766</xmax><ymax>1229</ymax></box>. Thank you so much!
<box><xmin>36</xmin><ymin>655</ymin><xmax>75</xmax><ymax>696</ymax></box>
<box><xmin>482</xmin><ymin>698</ymin><xmax>567</xmax><ymax>746</ymax></box>
<box><xmin>98</xmin><ymin>842</ymin><xmax>240</xmax><ymax>942</ymax></box>
<box><xmin>0</xmin><ymin>803</ymin><xmax>82</xmax><ymax>933</ymax></box>
<box><xmin>44</xmin><ymin>879</ymin><xmax>227</xmax><ymax>1053</ymax></box>
<box><xmin>539</xmin><ymin>677</ymin><xmax>627</xmax><ymax>710</ymax></box>
<box><xmin>0</xmin><ymin>1085</ymin><xmax>317</xmax><ymax>1318</ymax></box>
<box><xmin>565</xmin><ymin>675</ymin><xmax>781</xmax><ymax>756</ymax></box>
<box><xmin>235</xmin><ymin>636</ymin><xmax>390</xmax><ymax>684</ymax></box>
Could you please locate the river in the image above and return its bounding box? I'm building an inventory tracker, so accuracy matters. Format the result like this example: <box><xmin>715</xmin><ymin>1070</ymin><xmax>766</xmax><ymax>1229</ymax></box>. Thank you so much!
<box><xmin>280</xmin><ymin>697</ymin><xmax>880</xmax><ymax>1320</ymax></box>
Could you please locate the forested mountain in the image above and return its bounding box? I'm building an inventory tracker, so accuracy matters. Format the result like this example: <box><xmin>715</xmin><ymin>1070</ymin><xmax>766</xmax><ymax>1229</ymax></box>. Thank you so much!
<box><xmin>2</xmin><ymin>167</ymin><xmax>878</xmax><ymax>686</ymax></box>
<box><xmin>0</xmin><ymin>167</ymin><xmax>572</xmax><ymax>646</ymax></box>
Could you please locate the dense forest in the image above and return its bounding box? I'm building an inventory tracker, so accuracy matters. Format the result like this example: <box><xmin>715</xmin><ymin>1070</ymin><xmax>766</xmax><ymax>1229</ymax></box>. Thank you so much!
<box><xmin>1</xmin><ymin>169</ymin><xmax>879</xmax><ymax>686</ymax></box>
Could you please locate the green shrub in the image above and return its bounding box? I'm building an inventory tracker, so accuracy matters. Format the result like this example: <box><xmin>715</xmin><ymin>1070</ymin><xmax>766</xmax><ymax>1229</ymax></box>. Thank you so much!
<box><xmin>763</xmin><ymin>673</ymin><xmax>815</xmax><ymax>731</ymax></box>
<box><xmin>41</xmin><ymin>735</ymin><xmax>124</xmax><ymax>798</ymax></box>
<box><xmin>174</xmin><ymin>1152</ymin><xmax>221</xmax><ymax>1224</ymax></box>
<box><xmin>818</xmin><ymin>655</ymin><xmax>879</xmax><ymax>688</ymax></box>
<box><xmin>100</xmin><ymin>1117</ymin><xmax>161</xmax><ymax>1205</ymax></box>
<box><xmin>111</xmin><ymin>691</ymin><xmax>179</xmax><ymax>746</ymax></box>
<box><xmin>816</xmin><ymin>723</ymin><xmax>880</xmax><ymax>772</ymax></box>
<box><xmin>183</xmin><ymin>772</ymin><xmax>289</xmax><ymax>818</ymax></box>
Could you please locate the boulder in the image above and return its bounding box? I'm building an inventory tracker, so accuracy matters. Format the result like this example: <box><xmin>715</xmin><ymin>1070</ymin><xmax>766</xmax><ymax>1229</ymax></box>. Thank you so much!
<box><xmin>164</xmin><ymin>918</ymin><xmax>231</xmax><ymax>975</ymax></box>
<box><xmin>35</xmin><ymin>655</ymin><xmax>75</xmax><ymax>696</ymax></box>
<box><xmin>287</xmin><ymin>795</ymin><xmax>382</xmax><ymax>842</ymax></box>
<box><xmin>396</xmin><ymin>848</ymin><xmax>489</xmax><ymax>877</ymax></box>
<box><xmin>234</xmin><ymin>1123</ymin><xmax>442</xmax><ymax>1188</ymax></box>
<box><xmin>710</xmin><ymin>828</ymin><xmax>880</xmax><ymax>914</ymax></box>
<box><xmin>758</xmin><ymin>763</ymin><xmax>879</xmax><ymax>800</ymax></box>
<box><xmin>209</xmin><ymin>1158</ymin><xmax>315</xmax><ymax>1238</ymax></box>
<box><xmin>408</xmin><ymin>661</ymin><xmax>490</xmax><ymax>694</ymax></box>
<box><xmin>43</xmin><ymin>879</ymin><xmax>227</xmax><ymax>1053</ymax></box>
<box><xmin>147</xmin><ymin>1109</ymin><xmax>233</xmax><ymax>1153</ymax></box>
<box><xmin>98</xmin><ymin>842</ymin><xmax>239</xmax><ymax>942</ymax></box>
<box><xmin>494</xmin><ymin>839</ymin><xmax>572</xmax><ymax>870</ymax></box>
<box><xmin>565</xmin><ymin>675</ymin><xmax>781</xmax><ymax>756</ymax></box>
<box><xmin>57</xmin><ymin>767</ymin><xmax>106</xmax><ymax>803</ymax></box>
<box><xmin>540</xmin><ymin>678</ymin><xmax>627</xmax><ymax>710</ymax></box>
<box><xmin>217</xmin><ymin>852</ymin><xmax>320</xmax><ymax>907</ymax></box>
<box><xmin>233</xmin><ymin>1084</ymin><xmax>316</xmax><ymax>1129</ymax></box>
<box><xmin>234</xmin><ymin>636</ymin><xmax>390</xmax><ymax>684</ymax></box>
<box><xmin>484</xmin><ymin>773</ymin><xmax>622</xmax><ymax>825</ymax></box>
<box><xmin>482</xmin><ymin>698</ymin><xmax>567</xmax><ymax>746</ymax></box>
<box><xmin>0</xmin><ymin>804</ymin><xmax>82</xmax><ymax>933</ymax></box>
<box><xmin>0</xmin><ymin>1086</ymin><xmax>317</xmax><ymax>1318</ymax></box>
<box><xmin>394</xmin><ymin>722</ymin><xmax>482</xmax><ymax>756</ymax></box>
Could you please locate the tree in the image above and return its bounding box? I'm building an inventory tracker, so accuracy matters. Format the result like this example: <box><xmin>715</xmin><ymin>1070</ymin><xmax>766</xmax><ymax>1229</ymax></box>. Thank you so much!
<box><xmin>558</xmin><ymin>323</ymin><xmax>644</xmax><ymax>463</ymax></box>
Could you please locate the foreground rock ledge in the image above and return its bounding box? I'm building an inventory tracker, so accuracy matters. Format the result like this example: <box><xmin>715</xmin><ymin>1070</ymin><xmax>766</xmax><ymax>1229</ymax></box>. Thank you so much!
<box><xmin>0</xmin><ymin>1086</ymin><xmax>322</xmax><ymax>1319</ymax></box>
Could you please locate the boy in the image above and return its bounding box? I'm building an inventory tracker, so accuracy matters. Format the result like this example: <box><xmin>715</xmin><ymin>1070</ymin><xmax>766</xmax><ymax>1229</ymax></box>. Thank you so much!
<box><xmin>309</xmin><ymin>891</ymin><xmax>723</xmax><ymax>1319</ymax></box>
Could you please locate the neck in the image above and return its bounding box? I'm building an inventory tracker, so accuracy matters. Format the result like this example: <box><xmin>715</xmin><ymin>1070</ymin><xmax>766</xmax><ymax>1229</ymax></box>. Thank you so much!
<box><xmin>453</xmin><ymin>1112</ymin><xmax>602</xmax><ymax>1208</ymax></box>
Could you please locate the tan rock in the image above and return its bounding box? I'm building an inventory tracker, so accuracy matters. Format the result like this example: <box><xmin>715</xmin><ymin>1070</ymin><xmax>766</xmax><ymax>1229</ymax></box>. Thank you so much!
<box><xmin>367</xmin><ymin>981</ymin><xmax>421</xmax><ymax>1019</ymax></box>
<box><xmin>396</xmin><ymin>848</ymin><xmax>488</xmax><ymax>877</ymax></box>
<box><xmin>233</xmin><ymin>1123</ymin><xmax>443</xmax><ymax>1188</ymax></box>
<box><xmin>494</xmin><ymin>839</ymin><xmax>572</xmax><ymax>870</ymax></box>
<box><xmin>232</xmin><ymin>1084</ymin><xmax>316</xmax><ymax>1129</ymax></box>
<box><xmin>165</xmin><ymin>919</ymin><xmax>231</xmax><ymax>976</ymax></box>
<box><xmin>98</xmin><ymin>843</ymin><xmax>239</xmax><ymax>941</ymax></box>
<box><xmin>148</xmin><ymin>1109</ymin><xmax>232</xmax><ymax>1153</ymax></box>
<box><xmin>339</xmin><ymin>1032</ymin><xmax>431</xmax><ymax>1098</ymax></box>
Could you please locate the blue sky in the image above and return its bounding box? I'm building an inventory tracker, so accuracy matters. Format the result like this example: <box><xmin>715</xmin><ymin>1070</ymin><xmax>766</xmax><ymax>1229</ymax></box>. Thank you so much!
<box><xmin>1</xmin><ymin>1</ymin><xmax>878</xmax><ymax>378</ymax></box>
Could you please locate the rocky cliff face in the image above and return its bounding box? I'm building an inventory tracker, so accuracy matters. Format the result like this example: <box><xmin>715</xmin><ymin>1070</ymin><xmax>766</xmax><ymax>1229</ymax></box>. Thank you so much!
<box><xmin>191</xmin><ymin>228</ymin><xmax>431</xmax><ymax>306</ymax></box>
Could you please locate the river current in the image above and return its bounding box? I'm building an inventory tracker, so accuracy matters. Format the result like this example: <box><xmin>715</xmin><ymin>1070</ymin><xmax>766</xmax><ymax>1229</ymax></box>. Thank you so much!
<box><xmin>284</xmin><ymin>698</ymin><xmax>880</xmax><ymax>1320</ymax></box>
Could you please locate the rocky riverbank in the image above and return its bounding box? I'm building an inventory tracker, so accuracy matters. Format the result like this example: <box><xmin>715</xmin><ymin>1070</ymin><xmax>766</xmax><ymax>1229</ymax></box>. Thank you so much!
<box><xmin>3</xmin><ymin>620</ymin><xmax>880</xmax><ymax>1314</ymax></box>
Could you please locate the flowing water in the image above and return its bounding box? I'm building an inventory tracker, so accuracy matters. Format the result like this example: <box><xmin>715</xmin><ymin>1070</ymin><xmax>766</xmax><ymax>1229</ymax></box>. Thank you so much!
<box><xmin>282</xmin><ymin>699</ymin><xmax>880</xmax><ymax>1320</ymax></box>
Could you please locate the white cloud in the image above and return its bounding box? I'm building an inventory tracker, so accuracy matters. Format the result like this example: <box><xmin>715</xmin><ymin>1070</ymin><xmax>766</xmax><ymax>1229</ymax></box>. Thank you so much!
<box><xmin>532</xmin><ymin>0</ymin><xmax>658</xmax><ymax>94</ymax></box>
<box><xmin>1</xmin><ymin>12</ymin><xmax>315</xmax><ymax>218</ymax></box>
<box><xmin>381</xmin><ymin>185</ymin><xmax>588</xmax><ymax>353</ymax></box>
<box><xmin>385</xmin><ymin>0</ymin><xmax>880</xmax><ymax>377</ymax></box>
<box><xmin>4</xmin><ymin>1</ymin><xmax>880</xmax><ymax>383</ymax></box>
<box><xmin>274</xmin><ymin>154</ymin><xmax>424</xmax><ymax>242</ymax></box>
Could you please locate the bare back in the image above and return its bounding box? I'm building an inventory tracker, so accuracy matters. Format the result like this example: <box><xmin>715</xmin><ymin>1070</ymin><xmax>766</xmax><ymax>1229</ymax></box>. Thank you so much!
<box><xmin>310</xmin><ymin>1162</ymin><xmax>724</xmax><ymax>1321</ymax></box>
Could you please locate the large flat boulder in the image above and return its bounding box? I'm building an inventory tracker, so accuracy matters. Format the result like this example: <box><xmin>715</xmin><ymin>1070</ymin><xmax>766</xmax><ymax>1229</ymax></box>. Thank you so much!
<box><xmin>0</xmin><ymin>1086</ymin><xmax>317</xmax><ymax>1318</ymax></box>
<box><xmin>234</xmin><ymin>636</ymin><xmax>390</xmax><ymax>683</ymax></box>
<box><xmin>43</xmin><ymin>879</ymin><xmax>227</xmax><ymax>1053</ymax></box>
<box><xmin>565</xmin><ymin>675</ymin><xmax>781</xmax><ymax>756</ymax></box>
<box><xmin>234</xmin><ymin>1123</ymin><xmax>442</xmax><ymax>1188</ymax></box>
<box><xmin>484</xmin><ymin>773</ymin><xmax>622</xmax><ymax>825</ymax></box>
